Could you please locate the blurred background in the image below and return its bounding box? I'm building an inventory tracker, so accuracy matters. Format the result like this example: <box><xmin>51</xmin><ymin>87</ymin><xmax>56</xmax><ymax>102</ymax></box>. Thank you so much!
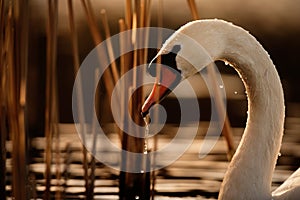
<box><xmin>1</xmin><ymin>0</ymin><xmax>300</xmax><ymax>199</ymax></box>
<box><xmin>28</xmin><ymin>0</ymin><xmax>300</xmax><ymax>132</ymax></box>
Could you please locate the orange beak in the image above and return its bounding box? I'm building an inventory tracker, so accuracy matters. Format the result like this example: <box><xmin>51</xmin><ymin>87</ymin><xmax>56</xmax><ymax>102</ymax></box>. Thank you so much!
<box><xmin>141</xmin><ymin>65</ymin><xmax>181</xmax><ymax>117</ymax></box>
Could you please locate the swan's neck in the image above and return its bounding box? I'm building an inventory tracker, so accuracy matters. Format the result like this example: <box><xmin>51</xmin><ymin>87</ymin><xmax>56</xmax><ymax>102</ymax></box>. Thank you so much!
<box><xmin>187</xmin><ymin>21</ymin><xmax>285</xmax><ymax>199</ymax></box>
<box><xmin>219</xmin><ymin>45</ymin><xmax>284</xmax><ymax>199</ymax></box>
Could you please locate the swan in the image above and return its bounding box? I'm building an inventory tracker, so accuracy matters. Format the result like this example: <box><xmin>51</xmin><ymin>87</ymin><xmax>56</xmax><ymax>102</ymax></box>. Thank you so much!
<box><xmin>141</xmin><ymin>19</ymin><xmax>300</xmax><ymax>199</ymax></box>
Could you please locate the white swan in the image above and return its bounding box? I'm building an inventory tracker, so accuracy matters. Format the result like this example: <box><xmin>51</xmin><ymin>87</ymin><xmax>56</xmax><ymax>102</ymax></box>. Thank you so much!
<box><xmin>141</xmin><ymin>19</ymin><xmax>300</xmax><ymax>199</ymax></box>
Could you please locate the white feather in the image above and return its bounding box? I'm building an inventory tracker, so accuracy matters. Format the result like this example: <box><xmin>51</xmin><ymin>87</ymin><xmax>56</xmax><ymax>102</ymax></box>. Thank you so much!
<box><xmin>159</xmin><ymin>19</ymin><xmax>299</xmax><ymax>200</ymax></box>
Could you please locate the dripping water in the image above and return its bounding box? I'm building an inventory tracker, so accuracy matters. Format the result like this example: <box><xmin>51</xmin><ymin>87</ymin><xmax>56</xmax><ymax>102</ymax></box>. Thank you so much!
<box><xmin>278</xmin><ymin>152</ymin><xmax>282</xmax><ymax>157</ymax></box>
<box><xmin>143</xmin><ymin>115</ymin><xmax>150</xmax><ymax>154</ymax></box>
<box><xmin>141</xmin><ymin>115</ymin><xmax>151</xmax><ymax>177</ymax></box>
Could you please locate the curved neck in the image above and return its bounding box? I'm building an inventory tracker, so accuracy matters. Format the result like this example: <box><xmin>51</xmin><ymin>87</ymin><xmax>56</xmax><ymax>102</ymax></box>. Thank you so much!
<box><xmin>188</xmin><ymin>21</ymin><xmax>285</xmax><ymax>199</ymax></box>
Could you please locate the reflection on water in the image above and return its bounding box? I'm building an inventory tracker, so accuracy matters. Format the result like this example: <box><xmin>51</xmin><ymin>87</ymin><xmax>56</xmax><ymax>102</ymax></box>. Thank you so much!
<box><xmin>4</xmin><ymin>103</ymin><xmax>300</xmax><ymax>199</ymax></box>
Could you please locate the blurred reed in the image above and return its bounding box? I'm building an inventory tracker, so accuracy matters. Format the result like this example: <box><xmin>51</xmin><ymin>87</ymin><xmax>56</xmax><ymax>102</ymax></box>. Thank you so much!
<box><xmin>0</xmin><ymin>0</ymin><xmax>237</xmax><ymax>199</ymax></box>
<box><xmin>0</xmin><ymin>0</ymin><xmax>7</xmax><ymax>199</ymax></box>
<box><xmin>44</xmin><ymin>0</ymin><xmax>60</xmax><ymax>199</ymax></box>
<box><xmin>0</xmin><ymin>0</ymin><xmax>30</xmax><ymax>199</ymax></box>
<box><xmin>119</xmin><ymin>1</ymin><xmax>153</xmax><ymax>199</ymax></box>
<box><xmin>187</xmin><ymin>0</ymin><xmax>236</xmax><ymax>160</ymax></box>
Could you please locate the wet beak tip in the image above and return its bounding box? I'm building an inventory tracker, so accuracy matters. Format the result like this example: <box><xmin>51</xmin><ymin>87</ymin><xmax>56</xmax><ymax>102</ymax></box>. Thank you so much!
<box><xmin>141</xmin><ymin>100</ymin><xmax>151</xmax><ymax>117</ymax></box>
<box><xmin>141</xmin><ymin>110</ymin><xmax>148</xmax><ymax>118</ymax></box>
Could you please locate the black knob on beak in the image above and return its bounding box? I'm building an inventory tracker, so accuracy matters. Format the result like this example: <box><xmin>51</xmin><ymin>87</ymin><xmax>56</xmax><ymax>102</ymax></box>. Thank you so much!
<box><xmin>146</xmin><ymin>45</ymin><xmax>182</xmax><ymax>78</ymax></box>
<box><xmin>147</xmin><ymin>59</ymin><xmax>158</xmax><ymax>77</ymax></box>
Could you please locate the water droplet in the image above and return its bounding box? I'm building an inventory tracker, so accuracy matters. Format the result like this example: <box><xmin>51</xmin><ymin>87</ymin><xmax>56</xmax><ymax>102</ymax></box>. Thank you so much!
<box><xmin>219</xmin><ymin>85</ymin><xmax>224</xmax><ymax>89</ymax></box>
<box><xmin>143</xmin><ymin>116</ymin><xmax>150</xmax><ymax>154</ymax></box>
<box><xmin>140</xmin><ymin>170</ymin><xmax>144</xmax><ymax>173</ymax></box>
<box><xmin>224</xmin><ymin>61</ymin><xmax>229</xmax><ymax>66</ymax></box>
<box><xmin>278</xmin><ymin>152</ymin><xmax>282</xmax><ymax>156</ymax></box>
<box><xmin>135</xmin><ymin>195</ymin><xmax>140</xmax><ymax>199</ymax></box>
<box><xmin>234</xmin><ymin>91</ymin><xmax>238</xmax><ymax>95</ymax></box>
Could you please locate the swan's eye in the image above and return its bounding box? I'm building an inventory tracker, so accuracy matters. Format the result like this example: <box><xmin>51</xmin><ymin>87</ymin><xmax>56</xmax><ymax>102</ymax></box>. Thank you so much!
<box><xmin>147</xmin><ymin>44</ymin><xmax>182</xmax><ymax>77</ymax></box>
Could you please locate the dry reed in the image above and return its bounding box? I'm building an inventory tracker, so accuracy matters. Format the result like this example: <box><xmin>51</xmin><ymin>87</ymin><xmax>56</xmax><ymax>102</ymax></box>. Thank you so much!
<box><xmin>118</xmin><ymin>1</ymin><xmax>153</xmax><ymax>199</ymax></box>
<box><xmin>0</xmin><ymin>0</ymin><xmax>7</xmax><ymax>199</ymax></box>
<box><xmin>100</xmin><ymin>9</ymin><xmax>120</xmax><ymax>84</ymax></box>
<box><xmin>44</xmin><ymin>0</ymin><xmax>59</xmax><ymax>199</ymax></box>
<box><xmin>150</xmin><ymin>1</ymin><xmax>163</xmax><ymax>197</ymax></box>
<box><xmin>80</xmin><ymin>0</ymin><xmax>115</xmax><ymax>100</ymax></box>
<box><xmin>6</xmin><ymin>0</ymin><xmax>29</xmax><ymax>199</ymax></box>
<box><xmin>67</xmin><ymin>1</ymin><xmax>91</xmax><ymax>198</ymax></box>
<box><xmin>186</xmin><ymin>0</ymin><xmax>235</xmax><ymax>159</ymax></box>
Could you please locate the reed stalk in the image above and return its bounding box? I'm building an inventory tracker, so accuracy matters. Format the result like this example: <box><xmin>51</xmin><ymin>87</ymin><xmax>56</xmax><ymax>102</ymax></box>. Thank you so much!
<box><xmin>118</xmin><ymin>19</ymin><xmax>130</xmax><ymax>198</ymax></box>
<box><xmin>142</xmin><ymin>0</ymin><xmax>152</xmax><ymax>64</ymax></box>
<box><xmin>44</xmin><ymin>0</ymin><xmax>59</xmax><ymax>199</ymax></box>
<box><xmin>87</xmin><ymin>68</ymin><xmax>101</xmax><ymax>199</ymax></box>
<box><xmin>52</xmin><ymin>32</ymin><xmax>61</xmax><ymax>200</ymax></box>
<box><xmin>80</xmin><ymin>0</ymin><xmax>115</xmax><ymax>101</ymax></box>
<box><xmin>0</xmin><ymin>82</ymin><xmax>6</xmax><ymax>200</ymax></box>
<box><xmin>150</xmin><ymin>2</ymin><xmax>163</xmax><ymax>198</ymax></box>
<box><xmin>47</xmin><ymin>1</ymin><xmax>60</xmax><ymax>199</ymax></box>
<box><xmin>125</xmin><ymin>0</ymin><xmax>132</xmax><ymax>28</ymax></box>
<box><xmin>186</xmin><ymin>0</ymin><xmax>235</xmax><ymax>159</ymax></box>
<box><xmin>44</xmin><ymin>1</ymin><xmax>53</xmax><ymax>197</ymax></box>
<box><xmin>54</xmin><ymin>118</ymin><xmax>61</xmax><ymax>200</ymax></box>
<box><xmin>8</xmin><ymin>0</ymin><xmax>29</xmax><ymax>199</ymax></box>
<box><xmin>0</xmin><ymin>1</ymin><xmax>7</xmax><ymax>199</ymax></box>
<box><xmin>62</xmin><ymin>143</ymin><xmax>72</xmax><ymax>199</ymax></box>
<box><xmin>187</xmin><ymin>0</ymin><xmax>200</xmax><ymax>19</ymax></box>
<box><xmin>100</xmin><ymin>9</ymin><xmax>119</xmax><ymax>84</ymax></box>
<box><xmin>67</xmin><ymin>1</ymin><xmax>91</xmax><ymax>198</ymax></box>
<box><xmin>118</xmin><ymin>18</ymin><xmax>126</xmax><ymax>140</ymax></box>
<box><xmin>119</xmin><ymin>1</ymin><xmax>152</xmax><ymax>199</ymax></box>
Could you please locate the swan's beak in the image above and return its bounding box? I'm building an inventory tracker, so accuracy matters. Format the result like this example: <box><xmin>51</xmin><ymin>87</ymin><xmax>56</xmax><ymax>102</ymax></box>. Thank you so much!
<box><xmin>141</xmin><ymin>64</ymin><xmax>181</xmax><ymax>117</ymax></box>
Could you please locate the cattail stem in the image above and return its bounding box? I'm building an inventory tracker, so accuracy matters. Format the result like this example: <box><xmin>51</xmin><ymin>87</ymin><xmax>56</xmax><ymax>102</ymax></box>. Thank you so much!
<box><xmin>0</xmin><ymin>1</ymin><xmax>7</xmax><ymax>199</ymax></box>
<box><xmin>100</xmin><ymin>9</ymin><xmax>120</xmax><ymax>84</ymax></box>
<box><xmin>67</xmin><ymin>1</ymin><xmax>91</xmax><ymax>198</ymax></box>
<box><xmin>150</xmin><ymin>2</ymin><xmax>163</xmax><ymax>198</ymax></box>
<box><xmin>187</xmin><ymin>0</ymin><xmax>200</xmax><ymax>19</ymax></box>
<box><xmin>44</xmin><ymin>0</ymin><xmax>59</xmax><ymax>199</ymax></box>
<box><xmin>186</xmin><ymin>0</ymin><xmax>235</xmax><ymax>159</ymax></box>
<box><xmin>80</xmin><ymin>0</ymin><xmax>115</xmax><ymax>103</ymax></box>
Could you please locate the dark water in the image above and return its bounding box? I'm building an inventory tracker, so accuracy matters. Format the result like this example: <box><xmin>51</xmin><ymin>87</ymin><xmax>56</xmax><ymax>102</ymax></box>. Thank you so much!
<box><xmin>4</xmin><ymin>103</ymin><xmax>300</xmax><ymax>199</ymax></box>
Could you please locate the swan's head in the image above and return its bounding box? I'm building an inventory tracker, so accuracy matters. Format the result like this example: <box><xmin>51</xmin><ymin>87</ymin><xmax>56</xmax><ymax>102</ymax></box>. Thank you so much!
<box><xmin>141</xmin><ymin>29</ymin><xmax>213</xmax><ymax>116</ymax></box>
